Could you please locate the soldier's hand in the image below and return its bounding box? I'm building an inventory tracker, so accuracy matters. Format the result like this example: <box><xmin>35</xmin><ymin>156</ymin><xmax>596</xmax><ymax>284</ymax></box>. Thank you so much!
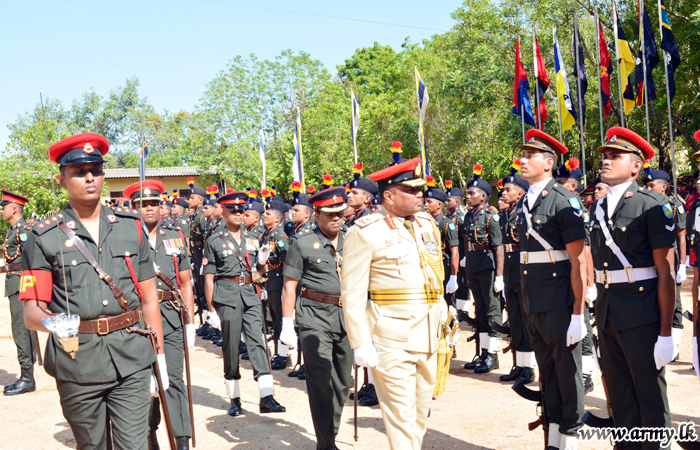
<box><xmin>585</xmin><ymin>285</ymin><xmax>597</xmax><ymax>307</ymax></box>
<box><xmin>186</xmin><ymin>323</ymin><xmax>196</xmax><ymax>348</ymax></box>
<box><xmin>459</xmin><ymin>257</ymin><xmax>466</xmax><ymax>268</ymax></box>
<box><xmin>566</xmin><ymin>314</ymin><xmax>586</xmax><ymax>347</ymax></box>
<box><xmin>676</xmin><ymin>264</ymin><xmax>687</xmax><ymax>283</ymax></box>
<box><xmin>150</xmin><ymin>354</ymin><xmax>170</xmax><ymax>396</ymax></box>
<box><xmin>354</xmin><ymin>345</ymin><xmax>378</xmax><ymax>368</ymax></box>
<box><xmin>653</xmin><ymin>335</ymin><xmax>676</xmax><ymax>370</ymax></box>
<box><xmin>280</xmin><ymin>317</ymin><xmax>297</xmax><ymax>349</ymax></box>
<box><xmin>260</xmin><ymin>289</ymin><xmax>268</xmax><ymax>300</ymax></box>
<box><xmin>692</xmin><ymin>336</ymin><xmax>699</xmax><ymax>385</ymax></box>
<box><xmin>258</xmin><ymin>244</ymin><xmax>271</xmax><ymax>265</ymax></box>
<box><xmin>445</xmin><ymin>275</ymin><xmax>458</xmax><ymax>294</ymax></box>
<box><xmin>209</xmin><ymin>311</ymin><xmax>222</xmax><ymax>330</ymax></box>
<box><xmin>493</xmin><ymin>276</ymin><xmax>504</xmax><ymax>293</ymax></box>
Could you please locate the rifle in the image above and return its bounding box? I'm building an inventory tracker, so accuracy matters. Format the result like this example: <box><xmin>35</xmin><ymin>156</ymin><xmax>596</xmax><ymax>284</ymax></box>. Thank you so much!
<box><xmin>354</xmin><ymin>364</ymin><xmax>359</xmax><ymax>442</ymax></box>
<box><xmin>512</xmin><ymin>377</ymin><xmax>548</xmax><ymax>447</ymax></box>
<box><xmin>180</xmin><ymin>307</ymin><xmax>196</xmax><ymax>448</ymax></box>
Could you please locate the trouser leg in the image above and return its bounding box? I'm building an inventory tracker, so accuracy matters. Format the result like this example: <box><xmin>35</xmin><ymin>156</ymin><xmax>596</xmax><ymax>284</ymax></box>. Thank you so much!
<box><xmin>469</xmin><ymin>270</ymin><xmax>502</xmax><ymax>339</ymax></box>
<box><xmin>581</xmin><ymin>307</ymin><xmax>593</xmax><ymax>357</ymax></box>
<box><xmin>9</xmin><ymin>293</ymin><xmax>36</xmax><ymax>370</ymax></box>
<box><xmin>240</xmin><ymin>300</ymin><xmax>271</xmax><ymax>379</ymax></box>
<box><xmin>267</xmin><ymin>290</ymin><xmax>284</xmax><ymax>352</ymax></box>
<box><xmin>505</xmin><ymin>282</ymin><xmax>531</xmax><ymax>352</ymax></box>
<box><xmin>216</xmin><ymin>302</ymin><xmax>243</xmax><ymax>381</ymax></box>
<box><xmin>162</xmin><ymin>325</ymin><xmax>191</xmax><ymax>438</ymax></box>
<box><xmin>107</xmin><ymin>367</ymin><xmax>151</xmax><ymax>450</ymax></box>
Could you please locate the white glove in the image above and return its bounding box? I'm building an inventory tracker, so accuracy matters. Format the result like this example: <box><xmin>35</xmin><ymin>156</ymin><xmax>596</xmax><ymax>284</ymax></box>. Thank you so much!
<box><xmin>654</xmin><ymin>335</ymin><xmax>676</xmax><ymax>370</ymax></box>
<box><xmin>150</xmin><ymin>353</ymin><xmax>170</xmax><ymax>396</ymax></box>
<box><xmin>209</xmin><ymin>310</ymin><xmax>221</xmax><ymax>329</ymax></box>
<box><xmin>493</xmin><ymin>276</ymin><xmax>504</xmax><ymax>293</ymax></box>
<box><xmin>280</xmin><ymin>317</ymin><xmax>297</xmax><ymax>349</ymax></box>
<box><xmin>258</xmin><ymin>244</ymin><xmax>271</xmax><ymax>265</ymax></box>
<box><xmin>459</xmin><ymin>257</ymin><xmax>466</xmax><ymax>268</ymax></box>
<box><xmin>692</xmin><ymin>337</ymin><xmax>699</xmax><ymax>385</ymax></box>
<box><xmin>260</xmin><ymin>289</ymin><xmax>268</xmax><ymax>300</ymax></box>
<box><xmin>566</xmin><ymin>314</ymin><xmax>586</xmax><ymax>347</ymax></box>
<box><xmin>585</xmin><ymin>285</ymin><xmax>597</xmax><ymax>307</ymax></box>
<box><xmin>186</xmin><ymin>323</ymin><xmax>196</xmax><ymax>348</ymax></box>
<box><xmin>676</xmin><ymin>264</ymin><xmax>687</xmax><ymax>283</ymax></box>
<box><xmin>354</xmin><ymin>344</ymin><xmax>378</xmax><ymax>368</ymax></box>
<box><xmin>445</xmin><ymin>275</ymin><xmax>458</xmax><ymax>294</ymax></box>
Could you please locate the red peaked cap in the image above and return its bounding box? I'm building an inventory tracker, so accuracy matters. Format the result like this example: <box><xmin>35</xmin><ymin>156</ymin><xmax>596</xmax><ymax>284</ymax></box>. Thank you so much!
<box><xmin>0</xmin><ymin>190</ymin><xmax>29</xmax><ymax>206</ymax></box>
<box><xmin>368</xmin><ymin>157</ymin><xmax>426</xmax><ymax>187</ymax></box>
<box><xmin>123</xmin><ymin>180</ymin><xmax>166</xmax><ymax>202</ymax></box>
<box><xmin>519</xmin><ymin>129</ymin><xmax>569</xmax><ymax>157</ymax></box>
<box><xmin>597</xmin><ymin>126</ymin><xmax>655</xmax><ymax>160</ymax></box>
<box><xmin>48</xmin><ymin>132</ymin><xmax>109</xmax><ymax>165</ymax></box>
<box><xmin>694</xmin><ymin>130</ymin><xmax>700</xmax><ymax>142</ymax></box>
<box><xmin>218</xmin><ymin>191</ymin><xmax>249</xmax><ymax>208</ymax></box>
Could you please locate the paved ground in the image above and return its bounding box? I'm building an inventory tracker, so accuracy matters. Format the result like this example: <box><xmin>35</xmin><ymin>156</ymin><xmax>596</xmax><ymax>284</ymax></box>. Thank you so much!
<box><xmin>0</xmin><ymin>274</ymin><xmax>698</xmax><ymax>449</ymax></box>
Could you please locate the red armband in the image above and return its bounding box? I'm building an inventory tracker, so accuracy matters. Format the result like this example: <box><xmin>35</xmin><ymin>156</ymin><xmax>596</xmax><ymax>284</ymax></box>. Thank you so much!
<box><xmin>18</xmin><ymin>270</ymin><xmax>53</xmax><ymax>302</ymax></box>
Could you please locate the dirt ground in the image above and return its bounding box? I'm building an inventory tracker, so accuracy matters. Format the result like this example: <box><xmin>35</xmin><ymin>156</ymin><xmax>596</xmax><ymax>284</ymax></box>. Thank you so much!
<box><xmin>1</xmin><ymin>274</ymin><xmax>698</xmax><ymax>450</ymax></box>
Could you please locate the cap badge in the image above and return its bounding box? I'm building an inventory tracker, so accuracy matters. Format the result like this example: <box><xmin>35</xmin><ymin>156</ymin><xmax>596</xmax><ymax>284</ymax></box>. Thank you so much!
<box><xmin>610</xmin><ymin>135</ymin><xmax>617</xmax><ymax>143</ymax></box>
<box><xmin>529</xmin><ymin>136</ymin><xmax>535</xmax><ymax>142</ymax></box>
<box><xmin>332</xmin><ymin>195</ymin><xmax>338</xmax><ymax>202</ymax></box>
<box><xmin>144</xmin><ymin>188</ymin><xmax>151</xmax><ymax>195</ymax></box>
<box><xmin>83</xmin><ymin>142</ymin><xmax>95</xmax><ymax>154</ymax></box>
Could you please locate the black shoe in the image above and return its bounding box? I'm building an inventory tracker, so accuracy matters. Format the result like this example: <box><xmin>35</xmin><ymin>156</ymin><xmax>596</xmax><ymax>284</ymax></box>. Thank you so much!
<box><xmin>289</xmin><ymin>364</ymin><xmax>301</xmax><ymax>377</ymax></box>
<box><xmin>296</xmin><ymin>365</ymin><xmax>306</xmax><ymax>380</ymax></box>
<box><xmin>216</xmin><ymin>339</ymin><xmax>223</xmax><ymax>347</ymax></box>
<box><xmin>241</xmin><ymin>353</ymin><xmax>249</xmax><ymax>360</ymax></box>
<box><xmin>474</xmin><ymin>352</ymin><xmax>499</xmax><ymax>374</ymax></box>
<box><xmin>583</xmin><ymin>373</ymin><xmax>594</xmax><ymax>394</ymax></box>
<box><xmin>196</xmin><ymin>322</ymin><xmax>211</xmax><ymax>336</ymax></box>
<box><xmin>259</xmin><ymin>395</ymin><xmax>286</xmax><ymax>413</ymax></box>
<box><xmin>228</xmin><ymin>398</ymin><xmax>243</xmax><ymax>416</ymax></box>
<box><xmin>516</xmin><ymin>367</ymin><xmax>535</xmax><ymax>384</ymax></box>
<box><xmin>175</xmin><ymin>437</ymin><xmax>189</xmax><ymax>450</ymax></box>
<box><xmin>359</xmin><ymin>384</ymin><xmax>378</xmax><ymax>406</ymax></box>
<box><xmin>239</xmin><ymin>342</ymin><xmax>247</xmax><ymax>354</ymax></box>
<box><xmin>464</xmin><ymin>353</ymin><xmax>486</xmax><ymax>370</ymax></box>
<box><xmin>350</xmin><ymin>382</ymin><xmax>373</xmax><ymax>400</ymax></box>
<box><xmin>499</xmin><ymin>366</ymin><xmax>523</xmax><ymax>382</ymax></box>
<box><xmin>3</xmin><ymin>367</ymin><xmax>36</xmax><ymax>396</ymax></box>
<box><xmin>147</xmin><ymin>430</ymin><xmax>160</xmax><ymax>450</ymax></box>
<box><xmin>271</xmin><ymin>356</ymin><xmax>291</xmax><ymax>370</ymax></box>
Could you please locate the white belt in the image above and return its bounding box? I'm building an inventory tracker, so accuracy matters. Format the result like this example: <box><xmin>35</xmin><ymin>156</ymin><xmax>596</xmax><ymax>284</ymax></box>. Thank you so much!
<box><xmin>520</xmin><ymin>250</ymin><xmax>569</xmax><ymax>264</ymax></box>
<box><xmin>594</xmin><ymin>267</ymin><xmax>657</xmax><ymax>285</ymax></box>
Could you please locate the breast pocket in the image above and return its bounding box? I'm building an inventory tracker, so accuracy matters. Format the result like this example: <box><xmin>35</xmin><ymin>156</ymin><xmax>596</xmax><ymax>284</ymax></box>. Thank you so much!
<box><xmin>373</xmin><ymin>305</ymin><xmax>411</xmax><ymax>342</ymax></box>
<box><xmin>109</xmin><ymin>239</ymin><xmax>141</xmax><ymax>284</ymax></box>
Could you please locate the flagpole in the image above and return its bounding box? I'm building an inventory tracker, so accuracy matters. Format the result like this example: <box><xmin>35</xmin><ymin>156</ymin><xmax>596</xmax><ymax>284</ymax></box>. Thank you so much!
<box><xmin>351</xmin><ymin>90</ymin><xmax>358</xmax><ymax>165</ymax></box>
<box><xmin>639</xmin><ymin>0</ymin><xmax>652</xmax><ymax>143</ymax></box>
<box><xmin>415</xmin><ymin>67</ymin><xmax>427</xmax><ymax>175</ymax></box>
<box><xmin>518</xmin><ymin>36</ymin><xmax>526</xmax><ymax>144</ymax></box>
<box><xmin>658</xmin><ymin>0</ymin><xmax>677</xmax><ymax>197</ymax></box>
<box><xmin>555</xmin><ymin>98</ymin><xmax>564</xmax><ymax>164</ymax></box>
<box><xmin>533</xmin><ymin>27</ymin><xmax>542</xmax><ymax>130</ymax></box>
<box><xmin>612</xmin><ymin>0</ymin><xmax>626</xmax><ymax>128</ymax></box>
<box><xmin>574</xmin><ymin>13</ymin><xmax>588</xmax><ymax>187</ymax></box>
<box><xmin>297</xmin><ymin>107</ymin><xmax>305</xmax><ymax>192</ymax></box>
<box><xmin>260</xmin><ymin>125</ymin><xmax>267</xmax><ymax>191</ymax></box>
<box><xmin>139</xmin><ymin>137</ymin><xmax>144</xmax><ymax>215</ymax></box>
<box><xmin>594</xmin><ymin>7</ymin><xmax>606</xmax><ymax>146</ymax></box>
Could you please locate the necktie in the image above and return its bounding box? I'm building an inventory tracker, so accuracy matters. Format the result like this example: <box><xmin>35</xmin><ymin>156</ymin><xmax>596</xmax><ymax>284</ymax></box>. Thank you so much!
<box><xmin>403</xmin><ymin>219</ymin><xmax>416</xmax><ymax>241</ymax></box>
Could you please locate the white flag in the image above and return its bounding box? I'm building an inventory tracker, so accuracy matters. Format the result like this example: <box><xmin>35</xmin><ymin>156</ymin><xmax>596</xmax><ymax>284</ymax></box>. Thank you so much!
<box><xmin>292</xmin><ymin>109</ymin><xmax>302</xmax><ymax>183</ymax></box>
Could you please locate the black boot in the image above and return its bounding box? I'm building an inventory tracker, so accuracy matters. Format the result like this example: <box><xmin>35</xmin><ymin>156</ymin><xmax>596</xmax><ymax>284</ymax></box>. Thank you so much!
<box><xmin>259</xmin><ymin>395</ymin><xmax>286</xmax><ymax>413</ymax></box>
<box><xmin>350</xmin><ymin>382</ymin><xmax>372</xmax><ymax>400</ymax></box>
<box><xmin>228</xmin><ymin>398</ymin><xmax>243</xmax><ymax>416</ymax></box>
<box><xmin>464</xmin><ymin>352</ymin><xmax>486</xmax><ymax>370</ymax></box>
<box><xmin>474</xmin><ymin>352</ymin><xmax>499</xmax><ymax>374</ymax></box>
<box><xmin>175</xmin><ymin>437</ymin><xmax>189</xmax><ymax>450</ymax></box>
<box><xmin>359</xmin><ymin>384</ymin><xmax>378</xmax><ymax>406</ymax></box>
<box><xmin>3</xmin><ymin>367</ymin><xmax>36</xmax><ymax>396</ymax></box>
<box><xmin>296</xmin><ymin>364</ymin><xmax>306</xmax><ymax>380</ymax></box>
<box><xmin>241</xmin><ymin>353</ymin><xmax>249</xmax><ymax>360</ymax></box>
<box><xmin>270</xmin><ymin>356</ymin><xmax>291</xmax><ymax>370</ymax></box>
<box><xmin>196</xmin><ymin>322</ymin><xmax>211</xmax><ymax>336</ymax></box>
<box><xmin>583</xmin><ymin>373</ymin><xmax>594</xmax><ymax>394</ymax></box>
<box><xmin>516</xmin><ymin>367</ymin><xmax>535</xmax><ymax>384</ymax></box>
<box><xmin>239</xmin><ymin>341</ymin><xmax>247</xmax><ymax>354</ymax></box>
<box><xmin>499</xmin><ymin>366</ymin><xmax>523</xmax><ymax>382</ymax></box>
<box><xmin>147</xmin><ymin>430</ymin><xmax>160</xmax><ymax>450</ymax></box>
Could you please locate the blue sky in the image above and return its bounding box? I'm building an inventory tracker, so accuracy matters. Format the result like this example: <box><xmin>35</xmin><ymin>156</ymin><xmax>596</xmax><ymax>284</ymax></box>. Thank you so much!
<box><xmin>1</xmin><ymin>0</ymin><xmax>459</xmax><ymax>149</ymax></box>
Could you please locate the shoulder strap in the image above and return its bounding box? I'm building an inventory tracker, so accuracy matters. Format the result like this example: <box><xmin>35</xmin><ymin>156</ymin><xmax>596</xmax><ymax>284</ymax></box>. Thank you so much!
<box><xmin>594</xmin><ymin>205</ymin><xmax>632</xmax><ymax>268</ymax></box>
<box><xmin>522</xmin><ymin>202</ymin><xmax>554</xmax><ymax>251</ymax></box>
<box><xmin>218</xmin><ymin>233</ymin><xmax>252</xmax><ymax>271</ymax></box>
<box><xmin>312</xmin><ymin>227</ymin><xmax>342</xmax><ymax>282</ymax></box>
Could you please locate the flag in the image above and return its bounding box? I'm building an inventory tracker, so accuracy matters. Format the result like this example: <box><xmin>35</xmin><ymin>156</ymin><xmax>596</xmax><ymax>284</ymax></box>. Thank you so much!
<box><xmin>614</xmin><ymin>1</ymin><xmax>636</xmax><ymax>115</ymax></box>
<box><xmin>533</xmin><ymin>31</ymin><xmax>550</xmax><ymax>129</ymax></box>
<box><xmin>139</xmin><ymin>139</ymin><xmax>149</xmax><ymax>182</ymax></box>
<box><xmin>598</xmin><ymin>18</ymin><xmax>614</xmax><ymax>119</ymax></box>
<box><xmin>660</xmin><ymin>0</ymin><xmax>681</xmax><ymax>100</ymax></box>
<box><xmin>258</xmin><ymin>124</ymin><xmax>266</xmax><ymax>186</ymax></box>
<box><xmin>415</xmin><ymin>67</ymin><xmax>430</xmax><ymax>175</ymax></box>
<box><xmin>635</xmin><ymin>2</ymin><xmax>659</xmax><ymax>106</ymax></box>
<box><xmin>292</xmin><ymin>108</ymin><xmax>303</xmax><ymax>184</ymax></box>
<box><xmin>351</xmin><ymin>90</ymin><xmax>360</xmax><ymax>164</ymax></box>
<box><xmin>553</xmin><ymin>29</ymin><xmax>578</xmax><ymax>132</ymax></box>
<box><xmin>573</xmin><ymin>21</ymin><xmax>588</xmax><ymax>127</ymax></box>
<box><xmin>512</xmin><ymin>37</ymin><xmax>536</xmax><ymax>128</ymax></box>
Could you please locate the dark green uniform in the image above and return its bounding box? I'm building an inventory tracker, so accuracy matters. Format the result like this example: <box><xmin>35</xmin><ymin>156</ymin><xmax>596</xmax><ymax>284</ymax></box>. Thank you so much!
<box><xmin>448</xmin><ymin>208</ymin><xmax>470</xmax><ymax>306</ymax></box>
<box><xmin>189</xmin><ymin>206</ymin><xmax>206</xmax><ymax>299</ymax></box>
<box><xmin>288</xmin><ymin>221</ymin><xmax>314</xmax><ymax>240</ymax></box>
<box><xmin>259</xmin><ymin>224</ymin><xmax>289</xmax><ymax>352</ymax></box>
<box><xmin>21</xmin><ymin>206</ymin><xmax>156</xmax><ymax>450</ymax></box>
<box><xmin>159</xmin><ymin>215</ymin><xmax>174</xmax><ymax>228</ymax></box>
<box><xmin>203</xmin><ymin>228</ymin><xmax>270</xmax><ymax>381</ymax></box>
<box><xmin>590</xmin><ymin>184</ymin><xmax>674</xmax><ymax>448</ymax></box>
<box><xmin>247</xmin><ymin>221</ymin><xmax>265</xmax><ymax>239</ymax></box>
<box><xmin>344</xmin><ymin>206</ymin><xmax>371</xmax><ymax>228</ymax></box>
<box><xmin>517</xmin><ymin>179</ymin><xmax>585</xmax><ymax>436</ymax></box>
<box><xmin>460</xmin><ymin>204</ymin><xmax>503</xmax><ymax>337</ymax></box>
<box><xmin>284</xmin><ymin>228</ymin><xmax>352</xmax><ymax>450</ymax></box>
<box><xmin>4</xmin><ymin>218</ymin><xmax>36</xmax><ymax>371</ymax></box>
<box><xmin>147</xmin><ymin>226</ymin><xmax>192</xmax><ymax>439</ymax></box>
<box><xmin>670</xmin><ymin>197</ymin><xmax>686</xmax><ymax>330</ymax></box>
<box><xmin>434</xmin><ymin>213</ymin><xmax>459</xmax><ymax>309</ymax></box>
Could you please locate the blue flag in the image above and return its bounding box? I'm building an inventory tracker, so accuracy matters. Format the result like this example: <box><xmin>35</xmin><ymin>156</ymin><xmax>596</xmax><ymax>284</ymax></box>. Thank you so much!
<box><xmin>512</xmin><ymin>37</ymin><xmax>536</xmax><ymax>128</ymax></box>
<box><xmin>660</xmin><ymin>0</ymin><xmax>680</xmax><ymax>100</ymax></box>
<box><xmin>635</xmin><ymin>4</ymin><xmax>659</xmax><ymax>105</ymax></box>
<box><xmin>572</xmin><ymin>22</ymin><xmax>588</xmax><ymax>127</ymax></box>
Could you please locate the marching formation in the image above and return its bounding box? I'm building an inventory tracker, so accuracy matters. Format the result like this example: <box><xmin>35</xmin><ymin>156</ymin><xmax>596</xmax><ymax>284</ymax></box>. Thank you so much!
<box><xmin>1</xmin><ymin>127</ymin><xmax>700</xmax><ymax>450</ymax></box>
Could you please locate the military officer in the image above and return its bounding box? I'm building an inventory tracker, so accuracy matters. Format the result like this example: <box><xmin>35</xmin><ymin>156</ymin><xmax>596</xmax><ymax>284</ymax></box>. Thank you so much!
<box><xmin>517</xmin><ymin>129</ymin><xmax>587</xmax><ymax>450</ymax></box>
<box><xmin>342</xmin><ymin>150</ymin><xmax>447</xmax><ymax>450</ymax></box>
<box><xmin>592</xmin><ymin>178</ymin><xmax>610</xmax><ymax>202</ymax></box>
<box><xmin>170</xmin><ymin>198</ymin><xmax>192</xmax><ymax>250</ymax></box>
<box><xmin>445</xmin><ymin>182</ymin><xmax>470</xmax><ymax>316</ymax></box>
<box><xmin>159</xmin><ymin>200</ymin><xmax>173</xmax><ymax>227</ymax></box>
<box><xmin>21</xmin><ymin>133</ymin><xmax>167</xmax><ymax>450</ymax></box>
<box><xmin>590</xmin><ymin>127</ymin><xmax>677</xmax><ymax>450</ymax></box>
<box><xmin>206</xmin><ymin>200</ymin><xmax>224</xmax><ymax>238</ymax></box>
<box><xmin>287</xmin><ymin>182</ymin><xmax>315</xmax><ymax>238</ymax></box>
<box><xmin>244</xmin><ymin>195</ymin><xmax>266</xmax><ymax>239</ymax></box>
<box><xmin>188</xmin><ymin>187</ymin><xmax>208</xmax><ymax>304</ymax></box>
<box><xmin>461</xmin><ymin>164</ymin><xmax>504</xmax><ymax>374</ymax></box>
<box><xmin>203</xmin><ymin>191</ymin><xmax>286</xmax><ymax>416</ymax></box>
<box><xmin>346</xmin><ymin>162</ymin><xmax>379</xmax><ymax>226</ymax></box>
<box><xmin>498</xmin><ymin>162</ymin><xmax>536</xmax><ymax>385</ymax></box>
<box><xmin>259</xmin><ymin>198</ymin><xmax>291</xmax><ymax>369</ymax></box>
<box><xmin>1</xmin><ymin>190</ymin><xmax>37</xmax><ymax>395</ymax></box>
<box><xmin>279</xmin><ymin>186</ymin><xmax>353</xmax><ymax>450</ymax></box>
<box><xmin>125</xmin><ymin>181</ymin><xmax>195</xmax><ymax>450</ymax></box>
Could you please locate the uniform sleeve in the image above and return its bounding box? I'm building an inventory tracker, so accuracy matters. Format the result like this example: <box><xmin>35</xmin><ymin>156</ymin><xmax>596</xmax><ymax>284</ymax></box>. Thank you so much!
<box><xmin>340</xmin><ymin>226</ymin><xmax>373</xmax><ymax>349</ymax></box>
<box><xmin>445</xmin><ymin>222</ymin><xmax>459</xmax><ymax>247</ymax></box>
<box><xmin>19</xmin><ymin>231</ymin><xmax>53</xmax><ymax>302</ymax></box>
<box><xmin>179</xmin><ymin>220</ymin><xmax>191</xmax><ymax>239</ymax></box>
<box><xmin>137</xmin><ymin>227</ymin><xmax>156</xmax><ymax>281</ymax></box>
<box><xmin>202</xmin><ymin>240</ymin><xmax>216</xmax><ymax>274</ymax></box>
<box><xmin>276</xmin><ymin>233</ymin><xmax>289</xmax><ymax>263</ymax></box>
<box><xmin>489</xmin><ymin>213</ymin><xmax>503</xmax><ymax>246</ymax></box>
<box><xmin>177</xmin><ymin>246</ymin><xmax>191</xmax><ymax>272</ymax></box>
<box><xmin>555</xmin><ymin>196</ymin><xmax>586</xmax><ymax>245</ymax></box>
<box><xmin>675</xmin><ymin>203</ymin><xmax>686</xmax><ymax>230</ymax></box>
<box><xmin>647</xmin><ymin>201</ymin><xmax>676</xmax><ymax>250</ymax></box>
<box><xmin>282</xmin><ymin>239</ymin><xmax>304</xmax><ymax>281</ymax></box>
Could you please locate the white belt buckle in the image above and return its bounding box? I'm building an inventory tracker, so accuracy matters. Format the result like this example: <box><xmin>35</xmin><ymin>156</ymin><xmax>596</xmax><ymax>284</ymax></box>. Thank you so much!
<box><xmin>624</xmin><ymin>266</ymin><xmax>635</xmax><ymax>283</ymax></box>
<box><xmin>605</xmin><ymin>238</ymin><xmax>614</xmax><ymax>247</ymax></box>
<box><xmin>522</xmin><ymin>252</ymin><xmax>528</xmax><ymax>265</ymax></box>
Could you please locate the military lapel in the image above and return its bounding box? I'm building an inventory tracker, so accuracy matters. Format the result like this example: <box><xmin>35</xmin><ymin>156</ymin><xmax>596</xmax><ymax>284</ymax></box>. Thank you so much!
<box><xmin>611</xmin><ymin>184</ymin><xmax>637</xmax><ymax>219</ymax></box>
<box><xmin>527</xmin><ymin>178</ymin><xmax>554</xmax><ymax>213</ymax></box>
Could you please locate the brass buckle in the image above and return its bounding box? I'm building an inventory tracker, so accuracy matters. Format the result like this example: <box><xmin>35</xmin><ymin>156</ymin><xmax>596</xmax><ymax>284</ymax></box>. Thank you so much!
<box><xmin>624</xmin><ymin>266</ymin><xmax>635</xmax><ymax>283</ymax></box>
<box><xmin>547</xmin><ymin>248</ymin><xmax>557</xmax><ymax>263</ymax></box>
<box><xmin>239</xmin><ymin>276</ymin><xmax>245</xmax><ymax>286</ymax></box>
<box><xmin>338</xmin><ymin>297</ymin><xmax>342</xmax><ymax>307</ymax></box>
<box><xmin>522</xmin><ymin>252</ymin><xmax>529</xmax><ymax>265</ymax></box>
<box><xmin>96</xmin><ymin>317</ymin><xmax>110</xmax><ymax>335</ymax></box>
<box><xmin>603</xmin><ymin>270</ymin><xmax>611</xmax><ymax>288</ymax></box>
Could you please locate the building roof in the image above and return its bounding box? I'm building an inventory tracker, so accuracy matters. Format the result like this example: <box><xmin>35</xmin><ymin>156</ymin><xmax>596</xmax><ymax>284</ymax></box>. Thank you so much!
<box><xmin>104</xmin><ymin>165</ymin><xmax>219</xmax><ymax>179</ymax></box>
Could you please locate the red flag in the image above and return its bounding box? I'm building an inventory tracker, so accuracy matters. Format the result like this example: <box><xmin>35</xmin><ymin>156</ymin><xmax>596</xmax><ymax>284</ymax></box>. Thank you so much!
<box><xmin>533</xmin><ymin>35</ymin><xmax>550</xmax><ymax>129</ymax></box>
<box><xmin>512</xmin><ymin>37</ymin><xmax>536</xmax><ymax>127</ymax></box>
<box><xmin>598</xmin><ymin>18</ymin><xmax>613</xmax><ymax>119</ymax></box>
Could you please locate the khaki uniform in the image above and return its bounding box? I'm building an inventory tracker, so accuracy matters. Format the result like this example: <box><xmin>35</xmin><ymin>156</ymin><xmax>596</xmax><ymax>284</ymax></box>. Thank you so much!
<box><xmin>341</xmin><ymin>211</ymin><xmax>446</xmax><ymax>450</ymax></box>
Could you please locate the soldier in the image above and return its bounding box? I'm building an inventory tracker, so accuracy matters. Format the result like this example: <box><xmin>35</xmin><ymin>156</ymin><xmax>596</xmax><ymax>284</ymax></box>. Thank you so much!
<box><xmin>461</xmin><ymin>164</ymin><xmax>505</xmax><ymax>374</ymax></box>
<box><xmin>287</xmin><ymin>182</ymin><xmax>315</xmax><ymax>238</ymax></box>
<box><xmin>346</xmin><ymin>163</ymin><xmax>379</xmax><ymax>226</ymax></box>
<box><xmin>592</xmin><ymin>178</ymin><xmax>610</xmax><ymax>202</ymax></box>
<box><xmin>171</xmin><ymin>198</ymin><xmax>191</xmax><ymax>250</ymax></box>
<box><xmin>690</xmin><ymin>129</ymin><xmax>700</xmax><ymax>386</ymax></box>
<box><xmin>590</xmin><ymin>127</ymin><xmax>677</xmax><ymax>449</ymax></box>
<box><xmin>279</xmin><ymin>186</ymin><xmax>353</xmax><ymax>450</ymax></box>
<box><xmin>207</xmin><ymin>200</ymin><xmax>224</xmax><ymax>237</ymax></box>
<box><xmin>244</xmin><ymin>199</ymin><xmax>266</xmax><ymax>239</ymax></box>
<box><xmin>517</xmin><ymin>129</ymin><xmax>587</xmax><ymax>450</ymax></box>
<box><xmin>498</xmin><ymin>162</ymin><xmax>536</xmax><ymax>385</ymax></box>
<box><xmin>342</xmin><ymin>148</ymin><xmax>447</xmax><ymax>450</ymax></box>
<box><xmin>159</xmin><ymin>200</ymin><xmax>173</xmax><ymax>227</ymax></box>
<box><xmin>202</xmin><ymin>191</ymin><xmax>285</xmax><ymax>416</ymax></box>
<box><xmin>201</xmin><ymin>198</ymin><xmax>214</xmax><ymax>222</ymax></box>
<box><xmin>188</xmin><ymin>186</ymin><xmax>208</xmax><ymax>303</ymax></box>
<box><xmin>21</xmin><ymin>133</ymin><xmax>167</xmax><ymax>450</ymax></box>
<box><xmin>259</xmin><ymin>198</ymin><xmax>292</xmax><ymax>370</ymax></box>
<box><xmin>1</xmin><ymin>190</ymin><xmax>37</xmax><ymax>395</ymax></box>
<box><xmin>643</xmin><ymin>166</ymin><xmax>687</xmax><ymax>355</ymax></box>
<box><xmin>124</xmin><ymin>181</ymin><xmax>196</xmax><ymax>450</ymax></box>
<box><xmin>445</xmin><ymin>182</ymin><xmax>470</xmax><ymax>317</ymax></box>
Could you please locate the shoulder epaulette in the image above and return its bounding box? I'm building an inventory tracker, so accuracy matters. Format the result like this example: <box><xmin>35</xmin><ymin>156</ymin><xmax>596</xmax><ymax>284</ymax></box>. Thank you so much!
<box><xmin>639</xmin><ymin>189</ymin><xmax>668</xmax><ymax>205</ymax></box>
<box><xmin>488</xmin><ymin>206</ymin><xmax>498</xmax><ymax>213</ymax></box>
<box><xmin>211</xmin><ymin>231</ymin><xmax>223</xmax><ymax>239</ymax></box>
<box><xmin>114</xmin><ymin>207</ymin><xmax>141</xmax><ymax>219</ymax></box>
<box><xmin>551</xmin><ymin>183</ymin><xmax>575</xmax><ymax>198</ymax></box>
<box><xmin>34</xmin><ymin>215</ymin><xmax>60</xmax><ymax>235</ymax></box>
<box><xmin>354</xmin><ymin>213</ymin><xmax>383</xmax><ymax>228</ymax></box>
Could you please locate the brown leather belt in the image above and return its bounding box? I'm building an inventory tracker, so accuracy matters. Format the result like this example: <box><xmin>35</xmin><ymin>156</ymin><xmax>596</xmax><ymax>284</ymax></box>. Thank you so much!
<box><xmin>302</xmin><ymin>289</ymin><xmax>341</xmax><ymax>307</ymax></box>
<box><xmin>1</xmin><ymin>263</ymin><xmax>22</xmax><ymax>275</ymax></box>
<box><xmin>217</xmin><ymin>275</ymin><xmax>254</xmax><ymax>285</ymax></box>
<box><xmin>504</xmin><ymin>243</ymin><xmax>521</xmax><ymax>252</ymax></box>
<box><xmin>467</xmin><ymin>243</ymin><xmax>494</xmax><ymax>251</ymax></box>
<box><xmin>78</xmin><ymin>309</ymin><xmax>141</xmax><ymax>335</ymax></box>
<box><xmin>158</xmin><ymin>290</ymin><xmax>177</xmax><ymax>302</ymax></box>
